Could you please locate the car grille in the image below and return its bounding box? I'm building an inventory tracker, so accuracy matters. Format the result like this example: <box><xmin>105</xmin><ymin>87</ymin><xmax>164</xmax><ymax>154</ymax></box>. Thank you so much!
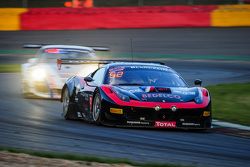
<box><xmin>125</xmin><ymin>107</ymin><xmax>204</xmax><ymax>122</ymax></box>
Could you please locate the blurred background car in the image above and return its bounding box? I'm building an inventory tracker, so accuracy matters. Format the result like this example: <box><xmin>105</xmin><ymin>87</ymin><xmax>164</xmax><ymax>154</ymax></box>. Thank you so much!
<box><xmin>21</xmin><ymin>45</ymin><xmax>104</xmax><ymax>99</ymax></box>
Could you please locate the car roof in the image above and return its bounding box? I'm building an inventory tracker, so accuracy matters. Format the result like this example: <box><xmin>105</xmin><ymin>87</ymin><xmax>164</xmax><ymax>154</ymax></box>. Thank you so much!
<box><xmin>40</xmin><ymin>45</ymin><xmax>94</xmax><ymax>52</ymax></box>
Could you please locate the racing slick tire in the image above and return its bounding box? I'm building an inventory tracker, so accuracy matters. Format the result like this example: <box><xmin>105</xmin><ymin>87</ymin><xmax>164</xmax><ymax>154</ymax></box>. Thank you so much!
<box><xmin>62</xmin><ymin>87</ymin><xmax>77</xmax><ymax>120</ymax></box>
<box><xmin>92</xmin><ymin>92</ymin><xmax>104</xmax><ymax>125</ymax></box>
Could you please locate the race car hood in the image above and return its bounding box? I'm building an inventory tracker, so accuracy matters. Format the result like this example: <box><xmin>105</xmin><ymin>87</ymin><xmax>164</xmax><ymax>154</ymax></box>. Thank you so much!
<box><xmin>112</xmin><ymin>86</ymin><xmax>203</xmax><ymax>103</ymax></box>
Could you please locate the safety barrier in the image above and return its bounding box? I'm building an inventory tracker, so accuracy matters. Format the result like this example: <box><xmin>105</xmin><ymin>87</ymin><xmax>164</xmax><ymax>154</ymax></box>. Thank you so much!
<box><xmin>211</xmin><ymin>5</ymin><xmax>250</xmax><ymax>27</ymax></box>
<box><xmin>0</xmin><ymin>8</ymin><xmax>27</xmax><ymax>30</ymax></box>
<box><xmin>20</xmin><ymin>6</ymin><xmax>216</xmax><ymax>30</ymax></box>
<box><xmin>0</xmin><ymin>5</ymin><xmax>250</xmax><ymax>30</ymax></box>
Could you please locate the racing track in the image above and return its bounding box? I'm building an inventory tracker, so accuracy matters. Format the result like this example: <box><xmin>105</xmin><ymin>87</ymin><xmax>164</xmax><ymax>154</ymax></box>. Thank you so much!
<box><xmin>0</xmin><ymin>28</ymin><xmax>250</xmax><ymax>167</ymax></box>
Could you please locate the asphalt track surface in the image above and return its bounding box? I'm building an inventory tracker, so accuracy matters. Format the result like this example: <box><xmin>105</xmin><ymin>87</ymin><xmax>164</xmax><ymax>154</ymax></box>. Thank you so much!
<box><xmin>1</xmin><ymin>28</ymin><xmax>250</xmax><ymax>167</ymax></box>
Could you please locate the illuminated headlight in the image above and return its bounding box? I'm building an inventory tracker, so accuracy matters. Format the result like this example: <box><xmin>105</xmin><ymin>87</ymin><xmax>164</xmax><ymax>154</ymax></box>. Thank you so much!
<box><xmin>31</xmin><ymin>68</ymin><xmax>46</xmax><ymax>81</ymax></box>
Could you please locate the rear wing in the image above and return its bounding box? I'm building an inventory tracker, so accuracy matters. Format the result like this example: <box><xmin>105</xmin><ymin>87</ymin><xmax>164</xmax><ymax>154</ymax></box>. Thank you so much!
<box><xmin>23</xmin><ymin>44</ymin><xmax>44</xmax><ymax>49</ymax></box>
<box><xmin>56</xmin><ymin>59</ymin><xmax>115</xmax><ymax>70</ymax></box>
<box><xmin>23</xmin><ymin>44</ymin><xmax>110</xmax><ymax>51</ymax></box>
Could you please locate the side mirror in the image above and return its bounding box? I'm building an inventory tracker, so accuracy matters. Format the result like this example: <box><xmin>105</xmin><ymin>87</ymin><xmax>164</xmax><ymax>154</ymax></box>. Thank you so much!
<box><xmin>194</xmin><ymin>79</ymin><xmax>202</xmax><ymax>86</ymax></box>
<box><xmin>28</xmin><ymin>58</ymin><xmax>37</xmax><ymax>64</ymax></box>
<box><xmin>84</xmin><ymin>76</ymin><xmax>94</xmax><ymax>82</ymax></box>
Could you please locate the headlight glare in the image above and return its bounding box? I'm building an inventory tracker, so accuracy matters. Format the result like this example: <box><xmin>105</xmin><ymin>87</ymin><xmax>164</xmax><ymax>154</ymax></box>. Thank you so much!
<box><xmin>31</xmin><ymin>68</ymin><xmax>46</xmax><ymax>81</ymax></box>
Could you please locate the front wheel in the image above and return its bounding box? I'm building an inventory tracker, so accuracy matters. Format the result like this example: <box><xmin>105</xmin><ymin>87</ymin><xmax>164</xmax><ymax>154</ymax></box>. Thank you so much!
<box><xmin>21</xmin><ymin>81</ymin><xmax>32</xmax><ymax>98</ymax></box>
<box><xmin>92</xmin><ymin>92</ymin><xmax>104</xmax><ymax>125</ymax></box>
<box><xmin>62</xmin><ymin>88</ymin><xmax>76</xmax><ymax>120</ymax></box>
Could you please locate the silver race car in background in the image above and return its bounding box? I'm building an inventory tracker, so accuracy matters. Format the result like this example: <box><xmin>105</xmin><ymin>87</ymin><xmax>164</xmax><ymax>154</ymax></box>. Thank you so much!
<box><xmin>21</xmin><ymin>44</ymin><xmax>108</xmax><ymax>99</ymax></box>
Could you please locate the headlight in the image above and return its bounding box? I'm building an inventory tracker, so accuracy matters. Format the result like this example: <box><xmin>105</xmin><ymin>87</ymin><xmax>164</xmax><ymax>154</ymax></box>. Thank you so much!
<box><xmin>31</xmin><ymin>68</ymin><xmax>46</xmax><ymax>81</ymax></box>
<box><xmin>112</xmin><ymin>87</ymin><xmax>130</xmax><ymax>102</ymax></box>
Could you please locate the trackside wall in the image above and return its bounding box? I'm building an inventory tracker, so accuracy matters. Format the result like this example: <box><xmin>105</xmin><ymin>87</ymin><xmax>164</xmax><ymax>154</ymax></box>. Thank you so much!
<box><xmin>0</xmin><ymin>5</ymin><xmax>250</xmax><ymax>30</ymax></box>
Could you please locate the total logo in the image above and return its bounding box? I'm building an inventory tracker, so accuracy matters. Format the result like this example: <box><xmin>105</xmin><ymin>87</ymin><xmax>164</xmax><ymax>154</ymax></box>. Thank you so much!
<box><xmin>154</xmin><ymin>121</ymin><xmax>176</xmax><ymax>128</ymax></box>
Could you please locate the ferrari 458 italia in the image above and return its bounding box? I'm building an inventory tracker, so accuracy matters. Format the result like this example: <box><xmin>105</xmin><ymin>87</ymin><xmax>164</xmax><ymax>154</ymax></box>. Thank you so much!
<box><xmin>61</xmin><ymin>62</ymin><xmax>212</xmax><ymax>129</ymax></box>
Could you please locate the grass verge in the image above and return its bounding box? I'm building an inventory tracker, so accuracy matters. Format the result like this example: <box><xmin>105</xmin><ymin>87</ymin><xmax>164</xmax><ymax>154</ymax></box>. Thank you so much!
<box><xmin>0</xmin><ymin>147</ymin><xmax>187</xmax><ymax>167</ymax></box>
<box><xmin>0</xmin><ymin>64</ymin><xmax>20</xmax><ymax>73</ymax></box>
<box><xmin>207</xmin><ymin>83</ymin><xmax>250</xmax><ymax>126</ymax></box>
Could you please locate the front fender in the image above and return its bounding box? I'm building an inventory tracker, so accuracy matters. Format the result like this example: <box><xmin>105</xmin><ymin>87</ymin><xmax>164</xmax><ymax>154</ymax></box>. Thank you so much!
<box><xmin>61</xmin><ymin>76</ymin><xmax>76</xmax><ymax>102</ymax></box>
<box><xmin>98</xmin><ymin>86</ymin><xmax>116</xmax><ymax>105</ymax></box>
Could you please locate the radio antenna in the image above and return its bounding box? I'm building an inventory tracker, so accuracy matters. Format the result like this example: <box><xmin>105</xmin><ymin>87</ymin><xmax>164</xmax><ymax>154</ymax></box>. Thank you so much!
<box><xmin>130</xmin><ymin>38</ymin><xmax>134</xmax><ymax>62</ymax></box>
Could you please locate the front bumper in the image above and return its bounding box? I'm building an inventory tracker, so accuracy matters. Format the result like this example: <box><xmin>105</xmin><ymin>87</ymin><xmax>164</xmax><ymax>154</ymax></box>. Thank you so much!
<box><xmin>101</xmin><ymin>100</ymin><xmax>212</xmax><ymax>129</ymax></box>
<box><xmin>26</xmin><ymin>80</ymin><xmax>62</xmax><ymax>99</ymax></box>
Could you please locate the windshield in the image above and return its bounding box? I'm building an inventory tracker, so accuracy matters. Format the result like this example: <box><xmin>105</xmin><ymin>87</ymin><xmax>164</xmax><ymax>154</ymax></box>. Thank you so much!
<box><xmin>106</xmin><ymin>65</ymin><xmax>187</xmax><ymax>87</ymax></box>
<box><xmin>38</xmin><ymin>48</ymin><xmax>95</xmax><ymax>60</ymax></box>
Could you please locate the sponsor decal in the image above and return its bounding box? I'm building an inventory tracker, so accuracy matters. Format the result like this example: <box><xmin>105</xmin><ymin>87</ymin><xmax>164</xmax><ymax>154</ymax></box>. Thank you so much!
<box><xmin>109</xmin><ymin>66</ymin><xmax>125</xmax><ymax>72</ymax></box>
<box><xmin>157</xmin><ymin>87</ymin><xmax>171</xmax><ymax>92</ymax></box>
<box><xmin>172</xmin><ymin>90</ymin><xmax>196</xmax><ymax>95</ymax></box>
<box><xmin>142</xmin><ymin>93</ymin><xmax>181</xmax><ymax>99</ymax></box>
<box><xmin>140</xmin><ymin>117</ymin><xmax>146</xmax><ymax>121</ymax></box>
<box><xmin>129</xmin><ymin>66</ymin><xmax>169</xmax><ymax>72</ymax></box>
<box><xmin>154</xmin><ymin>121</ymin><xmax>176</xmax><ymax>128</ymax></box>
<box><xmin>182</xmin><ymin>123</ymin><xmax>200</xmax><ymax>126</ymax></box>
<box><xmin>127</xmin><ymin>121</ymin><xmax>150</xmax><ymax>125</ymax></box>
<box><xmin>110</xmin><ymin>108</ymin><xmax>123</xmax><ymax>114</ymax></box>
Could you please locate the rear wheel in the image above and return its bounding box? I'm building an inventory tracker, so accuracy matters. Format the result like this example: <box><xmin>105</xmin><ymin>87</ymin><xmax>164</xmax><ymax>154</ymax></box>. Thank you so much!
<box><xmin>92</xmin><ymin>92</ymin><xmax>103</xmax><ymax>125</ymax></box>
<box><xmin>62</xmin><ymin>88</ymin><xmax>76</xmax><ymax>120</ymax></box>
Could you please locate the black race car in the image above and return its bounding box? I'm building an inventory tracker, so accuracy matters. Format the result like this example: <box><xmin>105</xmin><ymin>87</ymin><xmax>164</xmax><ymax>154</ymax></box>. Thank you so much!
<box><xmin>61</xmin><ymin>62</ymin><xmax>212</xmax><ymax>129</ymax></box>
